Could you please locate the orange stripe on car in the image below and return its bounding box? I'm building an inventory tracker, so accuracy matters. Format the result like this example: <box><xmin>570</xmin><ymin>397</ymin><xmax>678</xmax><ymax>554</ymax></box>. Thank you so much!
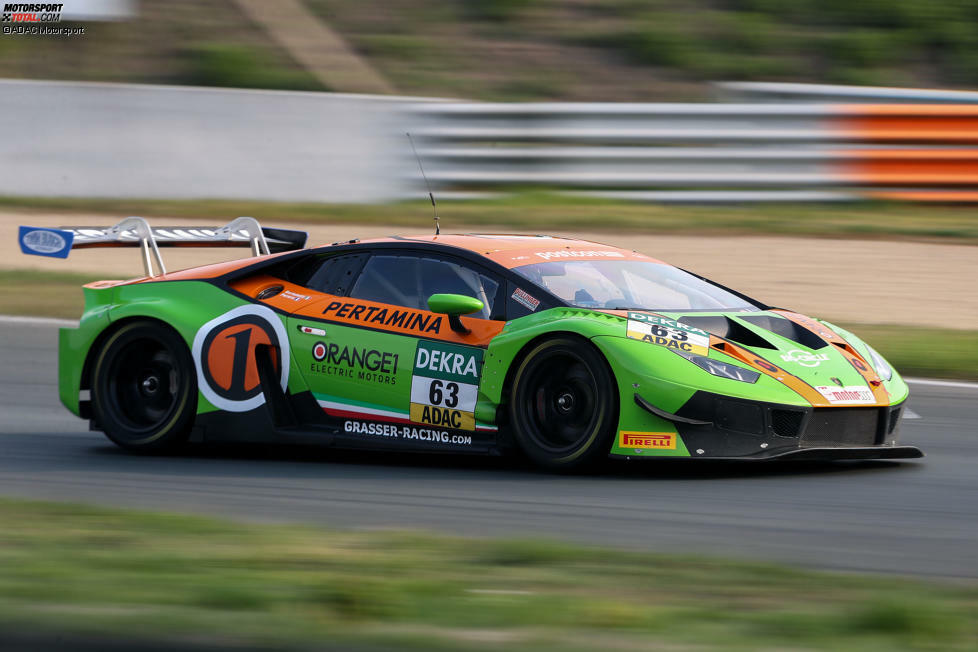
<box><xmin>232</xmin><ymin>275</ymin><xmax>504</xmax><ymax>347</ymax></box>
<box><xmin>708</xmin><ymin>336</ymin><xmax>832</xmax><ymax>407</ymax></box>
<box><xmin>774</xmin><ymin>310</ymin><xmax>889</xmax><ymax>405</ymax></box>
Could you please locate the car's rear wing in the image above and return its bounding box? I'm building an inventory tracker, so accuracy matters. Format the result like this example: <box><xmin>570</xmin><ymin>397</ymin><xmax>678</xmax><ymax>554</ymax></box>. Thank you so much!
<box><xmin>19</xmin><ymin>216</ymin><xmax>308</xmax><ymax>277</ymax></box>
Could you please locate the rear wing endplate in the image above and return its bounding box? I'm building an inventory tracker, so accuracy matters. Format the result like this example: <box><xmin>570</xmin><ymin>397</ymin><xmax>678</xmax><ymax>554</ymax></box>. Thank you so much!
<box><xmin>19</xmin><ymin>216</ymin><xmax>307</xmax><ymax>277</ymax></box>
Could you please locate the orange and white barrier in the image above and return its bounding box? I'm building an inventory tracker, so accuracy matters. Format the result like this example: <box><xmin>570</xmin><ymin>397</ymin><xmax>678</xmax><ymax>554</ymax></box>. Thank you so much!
<box><xmin>413</xmin><ymin>103</ymin><xmax>978</xmax><ymax>202</ymax></box>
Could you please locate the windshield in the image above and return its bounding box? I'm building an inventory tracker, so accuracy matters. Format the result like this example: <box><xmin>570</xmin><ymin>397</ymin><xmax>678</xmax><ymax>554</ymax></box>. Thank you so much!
<box><xmin>513</xmin><ymin>260</ymin><xmax>758</xmax><ymax>312</ymax></box>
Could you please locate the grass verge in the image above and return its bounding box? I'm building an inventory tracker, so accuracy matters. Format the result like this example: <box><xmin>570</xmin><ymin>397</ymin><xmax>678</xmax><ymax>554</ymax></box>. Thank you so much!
<box><xmin>3</xmin><ymin>269</ymin><xmax>975</xmax><ymax>380</ymax></box>
<box><xmin>0</xmin><ymin>270</ymin><xmax>102</xmax><ymax>319</ymax></box>
<box><xmin>838</xmin><ymin>323</ymin><xmax>978</xmax><ymax>382</ymax></box>
<box><xmin>4</xmin><ymin>194</ymin><xmax>978</xmax><ymax>244</ymax></box>
<box><xmin>0</xmin><ymin>498</ymin><xmax>975</xmax><ymax>651</ymax></box>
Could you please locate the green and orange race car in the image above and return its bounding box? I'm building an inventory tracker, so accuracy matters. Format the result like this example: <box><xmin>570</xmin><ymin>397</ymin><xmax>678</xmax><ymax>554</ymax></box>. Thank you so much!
<box><xmin>20</xmin><ymin>217</ymin><xmax>921</xmax><ymax>471</ymax></box>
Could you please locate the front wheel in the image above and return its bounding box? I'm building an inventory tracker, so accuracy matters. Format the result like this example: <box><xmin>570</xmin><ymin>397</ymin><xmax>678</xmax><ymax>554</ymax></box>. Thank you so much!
<box><xmin>91</xmin><ymin>321</ymin><xmax>197</xmax><ymax>452</ymax></box>
<box><xmin>508</xmin><ymin>337</ymin><xmax>619</xmax><ymax>471</ymax></box>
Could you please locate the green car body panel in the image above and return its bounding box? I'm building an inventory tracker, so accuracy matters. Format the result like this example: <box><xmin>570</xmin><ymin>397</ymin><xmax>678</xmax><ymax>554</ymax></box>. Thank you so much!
<box><xmin>48</xmin><ymin>229</ymin><xmax>918</xmax><ymax>464</ymax></box>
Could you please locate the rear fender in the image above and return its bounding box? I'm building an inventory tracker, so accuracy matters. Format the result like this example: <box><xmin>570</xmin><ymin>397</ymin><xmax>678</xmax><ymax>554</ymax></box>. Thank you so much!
<box><xmin>66</xmin><ymin>280</ymin><xmax>309</xmax><ymax>418</ymax></box>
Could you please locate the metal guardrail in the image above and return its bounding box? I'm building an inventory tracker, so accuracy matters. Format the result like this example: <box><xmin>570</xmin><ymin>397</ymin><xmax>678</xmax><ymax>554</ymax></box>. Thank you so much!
<box><xmin>5</xmin><ymin>79</ymin><xmax>978</xmax><ymax>205</ymax></box>
<box><xmin>714</xmin><ymin>81</ymin><xmax>978</xmax><ymax>104</ymax></box>
<box><xmin>410</xmin><ymin>102</ymin><xmax>978</xmax><ymax>202</ymax></box>
<box><xmin>0</xmin><ymin>79</ymin><xmax>413</xmax><ymax>203</ymax></box>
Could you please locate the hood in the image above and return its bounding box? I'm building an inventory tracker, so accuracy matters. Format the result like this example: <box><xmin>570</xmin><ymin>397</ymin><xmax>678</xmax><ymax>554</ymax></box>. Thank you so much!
<box><xmin>615</xmin><ymin>308</ymin><xmax>901</xmax><ymax>407</ymax></box>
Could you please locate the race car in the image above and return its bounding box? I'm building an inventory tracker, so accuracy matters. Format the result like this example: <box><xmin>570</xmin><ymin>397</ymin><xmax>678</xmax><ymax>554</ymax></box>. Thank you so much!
<box><xmin>20</xmin><ymin>216</ymin><xmax>921</xmax><ymax>470</ymax></box>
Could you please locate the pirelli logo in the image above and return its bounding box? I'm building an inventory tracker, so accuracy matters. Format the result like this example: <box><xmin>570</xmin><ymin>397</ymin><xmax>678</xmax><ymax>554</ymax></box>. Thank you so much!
<box><xmin>619</xmin><ymin>431</ymin><xmax>676</xmax><ymax>450</ymax></box>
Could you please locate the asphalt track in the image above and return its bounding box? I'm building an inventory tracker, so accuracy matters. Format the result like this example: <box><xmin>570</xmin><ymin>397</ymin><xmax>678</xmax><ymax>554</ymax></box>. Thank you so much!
<box><xmin>2</xmin><ymin>317</ymin><xmax>976</xmax><ymax>579</ymax></box>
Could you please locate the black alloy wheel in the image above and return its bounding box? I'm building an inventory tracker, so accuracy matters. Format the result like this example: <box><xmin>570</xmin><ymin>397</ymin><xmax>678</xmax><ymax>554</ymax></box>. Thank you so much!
<box><xmin>91</xmin><ymin>321</ymin><xmax>196</xmax><ymax>452</ymax></box>
<box><xmin>508</xmin><ymin>337</ymin><xmax>618</xmax><ymax>471</ymax></box>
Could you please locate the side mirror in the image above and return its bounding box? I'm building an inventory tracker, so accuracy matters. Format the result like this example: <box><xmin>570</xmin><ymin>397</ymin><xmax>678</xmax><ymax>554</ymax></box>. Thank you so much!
<box><xmin>427</xmin><ymin>293</ymin><xmax>484</xmax><ymax>334</ymax></box>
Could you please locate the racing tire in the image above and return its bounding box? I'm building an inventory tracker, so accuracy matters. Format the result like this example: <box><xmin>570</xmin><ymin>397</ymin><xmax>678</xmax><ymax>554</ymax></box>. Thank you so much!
<box><xmin>91</xmin><ymin>321</ymin><xmax>197</xmax><ymax>453</ymax></box>
<box><xmin>508</xmin><ymin>337</ymin><xmax>619</xmax><ymax>472</ymax></box>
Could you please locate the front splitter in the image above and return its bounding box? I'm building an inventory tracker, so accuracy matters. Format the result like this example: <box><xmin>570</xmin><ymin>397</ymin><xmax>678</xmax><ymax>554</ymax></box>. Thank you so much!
<box><xmin>612</xmin><ymin>445</ymin><xmax>924</xmax><ymax>462</ymax></box>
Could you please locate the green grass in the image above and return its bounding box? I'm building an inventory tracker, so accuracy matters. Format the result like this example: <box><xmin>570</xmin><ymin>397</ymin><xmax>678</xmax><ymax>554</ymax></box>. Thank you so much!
<box><xmin>5</xmin><ymin>194</ymin><xmax>978</xmax><ymax>244</ymax></box>
<box><xmin>181</xmin><ymin>43</ymin><xmax>326</xmax><ymax>92</ymax></box>
<box><xmin>0</xmin><ymin>269</ymin><xmax>102</xmax><ymax>319</ymax></box>
<box><xmin>2</xmin><ymin>269</ymin><xmax>975</xmax><ymax>380</ymax></box>
<box><xmin>3</xmin><ymin>0</ymin><xmax>978</xmax><ymax>100</ymax></box>
<box><xmin>0</xmin><ymin>498</ymin><xmax>974</xmax><ymax>650</ymax></box>
<box><xmin>840</xmin><ymin>324</ymin><xmax>978</xmax><ymax>381</ymax></box>
<box><xmin>0</xmin><ymin>2</ymin><xmax>327</xmax><ymax>92</ymax></box>
<box><xmin>572</xmin><ymin>0</ymin><xmax>978</xmax><ymax>89</ymax></box>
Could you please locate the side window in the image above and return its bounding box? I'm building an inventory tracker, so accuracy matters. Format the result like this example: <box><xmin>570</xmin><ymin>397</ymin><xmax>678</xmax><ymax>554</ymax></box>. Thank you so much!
<box><xmin>418</xmin><ymin>257</ymin><xmax>499</xmax><ymax>320</ymax></box>
<box><xmin>349</xmin><ymin>256</ymin><xmax>422</xmax><ymax>309</ymax></box>
<box><xmin>349</xmin><ymin>254</ymin><xmax>502</xmax><ymax>320</ymax></box>
<box><xmin>304</xmin><ymin>253</ymin><xmax>369</xmax><ymax>296</ymax></box>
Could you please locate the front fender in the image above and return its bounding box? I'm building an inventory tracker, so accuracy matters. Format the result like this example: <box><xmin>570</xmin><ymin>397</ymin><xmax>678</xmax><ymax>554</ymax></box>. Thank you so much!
<box><xmin>591</xmin><ymin>334</ymin><xmax>818</xmax><ymax>458</ymax></box>
<box><xmin>479</xmin><ymin>308</ymin><xmax>626</xmax><ymax>409</ymax></box>
<box><xmin>820</xmin><ymin>321</ymin><xmax>910</xmax><ymax>405</ymax></box>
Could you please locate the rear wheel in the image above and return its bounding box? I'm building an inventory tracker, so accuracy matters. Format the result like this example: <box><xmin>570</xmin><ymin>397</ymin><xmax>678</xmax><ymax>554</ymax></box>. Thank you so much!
<box><xmin>91</xmin><ymin>321</ymin><xmax>197</xmax><ymax>452</ymax></box>
<box><xmin>508</xmin><ymin>337</ymin><xmax>618</xmax><ymax>471</ymax></box>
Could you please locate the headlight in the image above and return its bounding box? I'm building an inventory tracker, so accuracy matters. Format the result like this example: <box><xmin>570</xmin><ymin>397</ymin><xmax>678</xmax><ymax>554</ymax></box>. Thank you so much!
<box><xmin>674</xmin><ymin>350</ymin><xmax>760</xmax><ymax>383</ymax></box>
<box><xmin>865</xmin><ymin>344</ymin><xmax>893</xmax><ymax>381</ymax></box>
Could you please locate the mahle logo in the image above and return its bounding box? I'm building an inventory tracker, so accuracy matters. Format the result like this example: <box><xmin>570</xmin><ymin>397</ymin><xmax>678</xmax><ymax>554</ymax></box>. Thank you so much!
<box><xmin>780</xmin><ymin>349</ymin><xmax>830</xmax><ymax>368</ymax></box>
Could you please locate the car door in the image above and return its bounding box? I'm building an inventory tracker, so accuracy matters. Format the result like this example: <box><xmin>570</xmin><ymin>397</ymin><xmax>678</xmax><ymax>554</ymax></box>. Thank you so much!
<box><xmin>286</xmin><ymin>250</ymin><xmax>507</xmax><ymax>449</ymax></box>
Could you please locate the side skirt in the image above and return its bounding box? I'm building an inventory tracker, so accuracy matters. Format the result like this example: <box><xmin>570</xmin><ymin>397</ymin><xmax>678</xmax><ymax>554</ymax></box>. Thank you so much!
<box><xmin>192</xmin><ymin>389</ymin><xmax>500</xmax><ymax>456</ymax></box>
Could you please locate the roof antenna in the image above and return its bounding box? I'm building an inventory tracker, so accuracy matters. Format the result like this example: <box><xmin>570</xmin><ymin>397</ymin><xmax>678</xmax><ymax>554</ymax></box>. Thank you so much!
<box><xmin>407</xmin><ymin>132</ymin><xmax>439</xmax><ymax>235</ymax></box>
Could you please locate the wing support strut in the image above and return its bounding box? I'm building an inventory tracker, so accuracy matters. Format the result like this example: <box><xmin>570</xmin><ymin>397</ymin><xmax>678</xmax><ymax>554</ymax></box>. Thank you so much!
<box><xmin>107</xmin><ymin>217</ymin><xmax>168</xmax><ymax>277</ymax></box>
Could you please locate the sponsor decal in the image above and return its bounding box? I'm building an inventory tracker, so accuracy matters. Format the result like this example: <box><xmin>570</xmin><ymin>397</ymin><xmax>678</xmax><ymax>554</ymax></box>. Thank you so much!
<box><xmin>410</xmin><ymin>340</ymin><xmax>482</xmax><ymax>431</ymax></box>
<box><xmin>780</xmin><ymin>349</ymin><xmax>830</xmax><ymax>368</ymax></box>
<box><xmin>511</xmin><ymin>287</ymin><xmax>540</xmax><ymax>312</ymax></box>
<box><xmin>619</xmin><ymin>431</ymin><xmax>676</xmax><ymax>450</ymax></box>
<box><xmin>281</xmin><ymin>290</ymin><xmax>311</xmax><ymax>302</ymax></box>
<box><xmin>312</xmin><ymin>342</ymin><xmax>327</xmax><ymax>361</ymax></box>
<box><xmin>753</xmin><ymin>358</ymin><xmax>779</xmax><ymax>373</ymax></box>
<box><xmin>343</xmin><ymin>420</ymin><xmax>472</xmax><ymax>445</ymax></box>
<box><xmin>321</xmin><ymin>300</ymin><xmax>442</xmax><ymax>335</ymax></box>
<box><xmin>343</xmin><ymin>420</ymin><xmax>400</xmax><ymax>438</ymax></box>
<box><xmin>626</xmin><ymin>312</ymin><xmax>709</xmax><ymax>356</ymax></box>
<box><xmin>814</xmin><ymin>385</ymin><xmax>876</xmax><ymax>405</ymax></box>
<box><xmin>777</xmin><ymin>311</ymin><xmax>835</xmax><ymax>339</ymax></box>
<box><xmin>309</xmin><ymin>342</ymin><xmax>399</xmax><ymax>385</ymax></box>
<box><xmin>70</xmin><ymin>227</ymin><xmax>246</xmax><ymax>244</ymax></box>
<box><xmin>18</xmin><ymin>226</ymin><xmax>73</xmax><ymax>258</ymax></box>
<box><xmin>298</xmin><ymin>325</ymin><xmax>326</xmax><ymax>336</ymax></box>
<box><xmin>535</xmin><ymin>250</ymin><xmax>625</xmax><ymax>260</ymax></box>
<box><xmin>478</xmin><ymin>235</ymin><xmax>555</xmax><ymax>240</ymax></box>
<box><xmin>191</xmin><ymin>305</ymin><xmax>290</xmax><ymax>413</ymax></box>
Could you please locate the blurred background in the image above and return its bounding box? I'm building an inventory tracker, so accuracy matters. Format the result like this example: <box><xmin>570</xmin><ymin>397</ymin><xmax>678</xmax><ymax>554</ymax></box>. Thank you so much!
<box><xmin>2</xmin><ymin>2</ymin><xmax>978</xmax><ymax>651</ymax></box>
<box><xmin>8</xmin><ymin>0</ymin><xmax>978</xmax><ymax>99</ymax></box>
<box><xmin>3</xmin><ymin>0</ymin><xmax>977</xmax><ymax>363</ymax></box>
